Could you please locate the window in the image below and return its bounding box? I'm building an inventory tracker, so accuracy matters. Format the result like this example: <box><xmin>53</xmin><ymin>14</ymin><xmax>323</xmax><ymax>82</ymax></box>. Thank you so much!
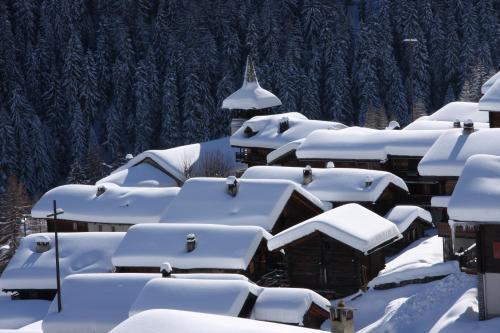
<box><xmin>98</xmin><ymin>225</ymin><xmax>102</xmax><ymax>232</ymax></box>
<box><xmin>111</xmin><ymin>226</ymin><xmax>116</xmax><ymax>232</ymax></box>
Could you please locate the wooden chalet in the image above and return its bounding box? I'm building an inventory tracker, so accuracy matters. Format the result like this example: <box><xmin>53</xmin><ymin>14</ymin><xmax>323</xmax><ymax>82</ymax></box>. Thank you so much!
<box><xmin>479</xmin><ymin>71</ymin><xmax>500</xmax><ymax>128</ymax></box>
<box><xmin>31</xmin><ymin>183</ymin><xmax>180</xmax><ymax>233</ymax></box>
<box><xmin>268</xmin><ymin>204</ymin><xmax>402</xmax><ymax>297</ymax></box>
<box><xmin>112</xmin><ymin>224</ymin><xmax>277</xmax><ymax>281</ymax></box>
<box><xmin>241</xmin><ymin>166</ymin><xmax>410</xmax><ymax>216</ymax></box>
<box><xmin>160</xmin><ymin>177</ymin><xmax>329</xmax><ymax>235</ymax></box>
<box><xmin>384</xmin><ymin>205</ymin><xmax>433</xmax><ymax>254</ymax></box>
<box><xmin>0</xmin><ymin>233</ymin><xmax>123</xmax><ymax>300</ymax></box>
<box><xmin>447</xmin><ymin>154</ymin><xmax>500</xmax><ymax>320</ymax></box>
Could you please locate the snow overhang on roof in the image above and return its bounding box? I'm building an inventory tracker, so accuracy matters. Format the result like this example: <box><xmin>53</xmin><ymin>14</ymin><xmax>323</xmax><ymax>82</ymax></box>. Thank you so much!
<box><xmin>481</xmin><ymin>70</ymin><xmax>500</xmax><ymax>95</ymax></box>
<box><xmin>479</xmin><ymin>78</ymin><xmax>500</xmax><ymax>112</ymax></box>
<box><xmin>112</xmin><ymin>224</ymin><xmax>271</xmax><ymax>270</ymax></box>
<box><xmin>418</xmin><ymin>128</ymin><xmax>500</xmax><ymax>177</ymax></box>
<box><xmin>448</xmin><ymin>154</ymin><xmax>500</xmax><ymax>224</ymax></box>
<box><xmin>31</xmin><ymin>183</ymin><xmax>180</xmax><ymax>224</ymax></box>
<box><xmin>385</xmin><ymin>205</ymin><xmax>433</xmax><ymax>233</ymax></box>
<box><xmin>268</xmin><ymin>203</ymin><xmax>402</xmax><ymax>254</ymax></box>
<box><xmin>241</xmin><ymin>166</ymin><xmax>408</xmax><ymax>203</ymax></box>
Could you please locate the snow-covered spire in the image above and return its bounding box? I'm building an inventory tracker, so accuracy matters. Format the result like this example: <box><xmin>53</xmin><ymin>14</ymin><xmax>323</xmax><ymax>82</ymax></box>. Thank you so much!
<box><xmin>222</xmin><ymin>55</ymin><xmax>282</xmax><ymax>110</ymax></box>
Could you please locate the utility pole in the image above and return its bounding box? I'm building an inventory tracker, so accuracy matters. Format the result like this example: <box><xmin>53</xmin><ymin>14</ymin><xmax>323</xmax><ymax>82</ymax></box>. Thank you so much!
<box><xmin>403</xmin><ymin>38</ymin><xmax>418</xmax><ymax>121</ymax></box>
<box><xmin>46</xmin><ymin>200</ymin><xmax>64</xmax><ymax>313</ymax></box>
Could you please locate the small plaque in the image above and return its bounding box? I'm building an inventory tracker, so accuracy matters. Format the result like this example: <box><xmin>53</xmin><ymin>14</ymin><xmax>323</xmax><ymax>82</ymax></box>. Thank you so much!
<box><xmin>493</xmin><ymin>241</ymin><xmax>500</xmax><ymax>259</ymax></box>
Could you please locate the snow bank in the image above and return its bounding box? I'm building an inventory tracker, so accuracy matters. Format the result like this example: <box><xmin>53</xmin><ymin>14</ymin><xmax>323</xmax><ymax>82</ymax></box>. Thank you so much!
<box><xmin>481</xmin><ymin>70</ymin><xmax>500</xmax><ymax>95</ymax></box>
<box><xmin>1</xmin><ymin>233</ymin><xmax>124</xmax><ymax>290</ymax></box>
<box><xmin>230</xmin><ymin>113</ymin><xmax>346</xmax><ymax>149</ymax></box>
<box><xmin>385</xmin><ymin>206</ymin><xmax>433</xmax><ymax>233</ymax></box>
<box><xmin>252</xmin><ymin>288</ymin><xmax>329</xmax><ymax>325</ymax></box>
<box><xmin>296</xmin><ymin>128</ymin><xmax>444</xmax><ymax>161</ymax></box>
<box><xmin>369</xmin><ymin>236</ymin><xmax>458</xmax><ymax>288</ymax></box>
<box><xmin>241</xmin><ymin>166</ymin><xmax>408</xmax><ymax>203</ymax></box>
<box><xmin>268</xmin><ymin>203</ymin><xmax>402</xmax><ymax>254</ymax></box>
<box><xmin>112</xmin><ymin>224</ymin><xmax>270</xmax><ymax>270</ymax></box>
<box><xmin>0</xmin><ymin>295</ymin><xmax>50</xmax><ymax>329</ymax></box>
<box><xmin>129</xmin><ymin>278</ymin><xmax>261</xmax><ymax>317</ymax></box>
<box><xmin>266</xmin><ymin>138</ymin><xmax>304</xmax><ymax>164</ymax></box>
<box><xmin>418</xmin><ymin>128</ymin><xmax>500</xmax><ymax>177</ymax></box>
<box><xmin>109</xmin><ymin>309</ymin><xmax>322</xmax><ymax>333</ymax></box>
<box><xmin>111</xmin><ymin>137</ymin><xmax>243</xmax><ymax>185</ymax></box>
<box><xmin>31</xmin><ymin>183</ymin><xmax>179</xmax><ymax>224</ymax></box>
<box><xmin>479</xmin><ymin>78</ymin><xmax>500</xmax><ymax>112</ymax></box>
<box><xmin>161</xmin><ymin>177</ymin><xmax>329</xmax><ymax>232</ymax></box>
<box><xmin>41</xmin><ymin>273</ymin><xmax>157</xmax><ymax>333</ymax></box>
<box><xmin>448</xmin><ymin>154</ymin><xmax>500</xmax><ymax>223</ymax></box>
<box><xmin>97</xmin><ymin>162</ymin><xmax>178</xmax><ymax>187</ymax></box>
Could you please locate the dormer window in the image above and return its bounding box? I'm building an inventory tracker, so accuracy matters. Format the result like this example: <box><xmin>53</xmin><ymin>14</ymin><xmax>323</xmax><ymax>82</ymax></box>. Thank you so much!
<box><xmin>226</xmin><ymin>176</ymin><xmax>239</xmax><ymax>197</ymax></box>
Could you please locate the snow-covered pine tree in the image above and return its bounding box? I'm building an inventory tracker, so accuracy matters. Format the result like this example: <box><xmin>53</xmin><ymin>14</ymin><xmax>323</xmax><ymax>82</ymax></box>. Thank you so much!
<box><xmin>81</xmin><ymin>50</ymin><xmax>100</xmax><ymax>122</ymax></box>
<box><xmin>62</xmin><ymin>29</ymin><xmax>84</xmax><ymax>107</ymax></box>
<box><xmin>161</xmin><ymin>69</ymin><xmax>182</xmax><ymax>148</ymax></box>
<box><xmin>134</xmin><ymin>57</ymin><xmax>154</xmax><ymax>153</ymax></box>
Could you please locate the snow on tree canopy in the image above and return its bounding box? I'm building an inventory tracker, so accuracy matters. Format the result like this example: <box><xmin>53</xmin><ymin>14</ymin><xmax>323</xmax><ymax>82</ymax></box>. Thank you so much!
<box><xmin>112</xmin><ymin>224</ymin><xmax>270</xmax><ymax>270</ymax></box>
<box><xmin>251</xmin><ymin>288</ymin><xmax>330</xmax><ymax>325</ymax></box>
<box><xmin>418</xmin><ymin>128</ymin><xmax>500</xmax><ymax>177</ymax></box>
<box><xmin>479</xmin><ymin>78</ymin><xmax>500</xmax><ymax>112</ymax></box>
<box><xmin>222</xmin><ymin>56</ymin><xmax>282</xmax><ymax>110</ymax></box>
<box><xmin>266</xmin><ymin>138</ymin><xmax>304</xmax><ymax>164</ymax></box>
<box><xmin>1</xmin><ymin>233</ymin><xmax>124</xmax><ymax>291</ymax></box>
<box><xmin>448</xmin><ymin>154</ymin><xmax>500</xmax><ymax>223</ymax></box>
<box><xmin>230</xmin><ymin>113</ymin><xmax>346</xmax><ymax>149</ymax></box>
<box><xmin>96</xmin><ymin>162</ymin><xmax>178</xmax><ymax>187</ymax></box>
<box><xmin>481</xmin><ymin>70</ymin><xmax>500</xmax><ymax>95</ymax></box>
<box><xmin>384</xmin><ymin>205</ymin><xmax>433</xmax><ymax>233</ymax></box>
<box><xmin>268</xmin><ymin>203</ymin><xmax>402</xmax><ymax>254</ymax></box>
<box><xmin>109</xmin><ymin>309</ymin><xmax>323</xmax><ymax>333</ymax></box>
<box><xmin>160</xmin><ymin>178</ymin><xmax>330</xmax><ymax>232</ymax></box>
<box><xmin>241</xmin><ymin>166</ymin><xmax>408</xmax><ymax>203</ymax></box>
<box><xmin>110</xmin><ymin>137</ymin><xmax>243</xmax><ymax>185</ymax></box>
<box><xmin>31</xmin><ymin>183</ymin><xmax>180</xmax><ymax>224</ymax></box>
<box><xmin>129</xmin><ymin>278</ymin><xmax>261</xmax><ymax>318</ymax></box>
<box><xmin>295</xmin><ymin>127</ymin><xmax>444</xmax><ymax>161</ymax></box>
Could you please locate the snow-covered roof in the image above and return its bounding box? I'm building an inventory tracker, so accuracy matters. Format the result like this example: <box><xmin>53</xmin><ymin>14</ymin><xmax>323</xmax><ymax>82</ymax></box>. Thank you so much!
<box><xmin>129</xmin><ymin>278</ymin><xmax>261</xmax><ymax>318</ymax></box>
<box><xmin>266</xmin><ymin>138</ymin><xmax>304</xmax><ymax>164</ymax></box>
<box><xmin>1</xmin><ymin>233</ymin><xmax>124</xmax><ymax>291</ymax></box>
<box><xmin>418</xmin><ymin>128</ymin><xmax>500</xmax><ymax>177</ymax></box>
<box><xmin>431</xmin><ymin>196</ymin><xmax>450</xmax><ymax>208</ymax></box>
<box><xmin>110</xmin><ymin>137</ymin><xmax>243</xmax><ymax>185</ymax></box>
<box><xmin>252</xmin><ymin>288</ymin><xmax>330</xmax><ymax>325</ymax></box>
<box><xmin>403</xmin><ymin>119</ymin><xmax>489</xmax><ymax>130</ymax></box>
<box><xmin>161</xmin><ymin>178</ymin><xmax>329</xmax><ymax>232</ymax></box>
<box><xmin>112</xmin><ymin>224</ymin><xmax>270</xmax><ymax>270</ymax></box>
<box><xmin>424</xmin><ymin>102</ymin><xmax>488</xmax><ymax>123</ymax></box>
<box><xmin>268</xmin><ymin>203</ymin><xmax>402</xmax><ymax>254</ymax></box>
<box><xmin>479</xmin><ymin>78</ymin><xmax>500</xmax><ymax>112</ymax></box>
<box><xmin>241</xmin><ymin>166</ymin><xmax>408</xmax><ymax>203</ymax></box>
<box><xmin>368</xmin><ymin>235</ymin><xmax>458</xmax><ymax>288</ymax></box>
<box><xmin>222</xmin><ymin>56</ymin><xmax>281</xmax><ymax>110</ymax></box>
<box><xmin>42</xmin><ymin>273</ymin><xmax>157</xmax><ymax>333</ymax></box>
<box><xmin>109</xmin><ymin>309</ymin><xmax>323</xmax><ymax>333</ymax></box>
<box><xmin>296</xmin><ymin>127</ymin><xmax>444</xmax><ymax>161</ymax></box>
<box><xmin>384</xmin><ymin>206</ymin><xmax>433</xmax><ymax>233</ymax></box>
<box><xmin>481</xmin><ymin>70</ymin><xmax>500</xmax><ymax>95</ymax></box>
<box><xmin>31</xmin><ymin>183</ymin><xmax>180</xmax><ymax>224</ymax></box>
<box><xmin>97</xmin><ymin>162</ymin><xmax>178</xmax><ymax>187</ymax></box>
<box><xmin>230</xmin><ymin>113</ymin><xmax>346</xmax><ymax>149</ymax></box>
<box><xmin>0</xmin><ymin>295</ymin><xmax>50</xmax><ymax>329</ymax></box>
<box><xmin>448</xmin><ymin>154</ymin><xmax>500</xmax><ymax>223</ymax></box>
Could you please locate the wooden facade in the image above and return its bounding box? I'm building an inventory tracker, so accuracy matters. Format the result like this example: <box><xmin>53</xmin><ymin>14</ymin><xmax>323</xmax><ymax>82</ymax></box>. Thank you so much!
<box><xmin>46</xmin><ymin>219</ymin><xmax>131</xmax><ymax>233</ymax></box>
<box><xmin>234</xmin><ymin>147</ymin><xmax>273</xmax><ymax>167</ymax></box>
<box><xmin>385</xmin><ymin>218</ymin><xmax>428</xmax><ymax>255</ymax></box>
<box><xmin>489</xmin><ymin>112</ymin><xmax>500</xmax><ymax>128</ymax></box>
<box><xmin>301</xmin><ymin>303</ymin><xmax>330</xmax><ymax>329</ymax></box>
<box><xmin>3</xmin><ymin>289</ymin><xmax>56</xmax><ymax>301</ymax></box>
<box><xmin>279</xmin><ymin>232</ymin><xmax>386</xmax><ymax>298</ymax></box>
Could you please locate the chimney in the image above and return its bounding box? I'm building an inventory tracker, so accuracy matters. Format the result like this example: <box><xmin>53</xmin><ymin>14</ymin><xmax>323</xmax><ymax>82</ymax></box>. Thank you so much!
<box><xmin>243</xmin><ymin>126</ymin><xmax>256</xmax><ymax>138</ymax></box>
<box><xmin>326</xmin><ymin>161</ymin><xmax>335</xmax><ymax>168</ymax></box>
<box><xmin>34</xmin><ymin>235</ymin><xmax>51</xmax><ymax>253</ymax></box>
<box><xmin>226</xmin><ymin>176</ymin><xmax>239</xmax><ymax>197</ymax></box>
<box><xmin>364</xmin><ymin>176</ymin><xmax>373</xmax><ymax>188</ymax></box>
<box><xmin>330</xmin><ymin>299</ymin><xmax>354</xmax><ymax>333</ymax></box>
<box><xmin>96</xmin><ymin>185</ymin><xmax>106</xmax><ymax>197</ymax></box>
<box><xmin>303</xmin><ymin>165</ymin><xmax>313</xmax><ymax>185</ymax></box>
<box><xmin>453</xmin><ymin>119</ymin><xmax>461</xmax><ymax>128</ymax></box>
<box><xmin>160</xmin><ymin>262</ymin><xmax>172</xmax><ymax>278</ymax></box>
<box><xmin>186</xmin><ymin>233</ymin><xmax>196</xmax><ymax>252</ymax></box>
<box><xmin>125</xmin><ymin>153</ymin><xmax>134</xmax><ymax>161</ymax></box>
<box><xmin>278</xmin><ymin>117</ymin><xmax>290</xmax><ymax>133</ymax></box>
<box><xmin>463</xmin><ymin>119</ymin><xmax>474</xmax><ymax>133</ymax></box>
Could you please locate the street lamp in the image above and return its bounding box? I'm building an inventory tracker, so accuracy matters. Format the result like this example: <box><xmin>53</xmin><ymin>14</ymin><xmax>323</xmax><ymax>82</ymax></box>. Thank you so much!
<box><xmin>403</xmin><ymin>38</ymin><xmax>418</xmax><ymax>121</ymax></box>
<box><xmin>46</xmin><ymin>200</ymin><xmax>64</xmax><ymax>313</ymax></box>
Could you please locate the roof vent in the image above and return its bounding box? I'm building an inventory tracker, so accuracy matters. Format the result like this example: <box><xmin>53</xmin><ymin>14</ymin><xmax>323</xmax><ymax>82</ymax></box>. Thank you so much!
<box><xmin>326</xmin><ymin>161</ymin><xmax>335</xmax><ymax>168</ymax></box>
<box><xmin>125</xmin><ymin>153</ymin><xmax>134</xmax><ymax>161</ymax></box>
<box><xmin>35</xmin><ymin>235</ymin><xmax>51</xmax><ymax>253</ymax></box>
<box><xmin>303</xmin><ymin>165</ymin><xmax>313</xmax><ymax>185</ymax></box>
<box><xmin>96</xmin><ymin>185</ymin><xmax>106</xmax><ymax>197</ymax></box>
<box><xmin>364</xmin><ymin>176</ymin><xmax>374</xmax><ymax>188</ymax></box>
<box><xmin>453</xmin><ymin>119</ymin><xmax>461</xmax><ymax>128</ymax></box>
<box><xmin>463</xmin><ymin>119</ymin><xmax>474</xmax><ymax>133</ymax></box>
<box><xmin>386</xmin><ymin>120</ymin><xmax>401</xmax><ymax>130</ymax></box>
<box><xmin>226</xmin><ymin>176</ymin><xmax>239</xmax><ymax>197</ymax></box>
<box><xmin>186</xmin><ymin>233</ymin><xmax>196</xmax><ymax>252</ymax></box>
<box><xmin>278</xmin><ymin>117</ymin><xmax>289</xmax><ymax>133</ymax></box>
<box><xmin>243</xmin><ymin>126</ymin><xmax>256</xmax><ymax>138</ymax></box>
<box><xmin>160</xmin><ymin>262</ymin><xmax>172</xmax><ymax>278</ymax></box>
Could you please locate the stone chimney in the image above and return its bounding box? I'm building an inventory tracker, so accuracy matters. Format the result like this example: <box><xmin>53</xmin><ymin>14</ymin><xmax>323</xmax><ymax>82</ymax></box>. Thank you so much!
<box><xmin>226</xmin><ymin>176</ymin><xmax>239</xmax><ymax>197</ymax></box>
<box><xmin>463</xmin><ymin>119</ymin><xmax>474</xmax><ymax>133</ymax></box>
<box><xmin>186</xmin><ymin>233</ymin><xmax>196</xmax><ymax>252</ymax></box>
<box><xmin>278</xmin><ymin>116</ymin><xmax>290</xmax><ymax>133</ymax></box>
<box><xmin>331</xmin><ymin>299</ymin><xmax>354</xmax><ymax>333</ymax></box>
<box><xmin>453</xmin><ymin>119</ymin><xmax>461</xmax><ymax>128</ymax></box>
<box><xmin>160</xmin><ymin>262</ymin><xmax>172</xmax><ymax>278</ymax></box>
<box><xmin>303</xmin><ymin>165</ymin><xmax>313</xmax><ymax>185</ymax></box>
